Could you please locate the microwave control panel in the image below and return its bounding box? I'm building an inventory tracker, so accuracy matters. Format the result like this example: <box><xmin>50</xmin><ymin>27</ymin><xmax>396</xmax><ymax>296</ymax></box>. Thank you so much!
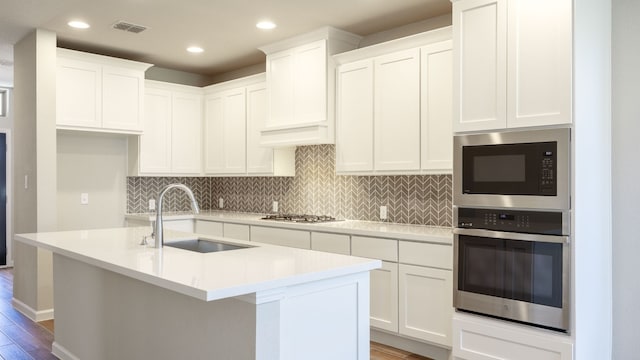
<box><xmin>456</xmin><ymin>207</ymin><xmax>563</xmax><ymax>235</ymax></box>
<box><xmin>540</xmin><ymin>150</ymin><xmax>556</xmax><ymax>191</ymax></box>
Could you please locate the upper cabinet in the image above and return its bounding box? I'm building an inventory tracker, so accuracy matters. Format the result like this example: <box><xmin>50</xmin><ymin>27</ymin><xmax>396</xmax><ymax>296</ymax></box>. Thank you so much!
<box><xmin>129</xmin><ymin>81</ymin><xmax>202</xmax><ymax>176</ymax></box>
<box><xmin>259</xmin><ymin>27</ymin><xmax>362</xmax><ymax>147</ymax></box>
<box><xmin>334</xmin><ymin>27</ymin><xmax>453</xmax><ymax>175</ymax></box>
<box><xmin>203</xmin><ymin>74</ymin><xmax>295</xmax><ymax>176</ymax></box>
<box><xmin>56</xmin><ymin>48</ymin><xmax>152</xmax><ymax>134</ymax></box>
<box><xmin>452</xmin><ymin>0</ymin><xmax>572</xmax><ymax>132</ymax></box>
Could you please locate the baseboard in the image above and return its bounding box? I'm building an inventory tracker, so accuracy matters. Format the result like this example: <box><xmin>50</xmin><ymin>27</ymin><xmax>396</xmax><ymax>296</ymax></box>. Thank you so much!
<box><xmin>52</xmin><ymin>342</ymin><xmax>81</xmax><ymax>360</ymax></box>
<box><xmin>371</xmin><ymin>329</ymin><xmax>451</xmax><ymax>360</ymax></box>
<box><xmin>11</xmin><ymin>297</ymin><xmax>54</xmax><ymax>322</ymax></box>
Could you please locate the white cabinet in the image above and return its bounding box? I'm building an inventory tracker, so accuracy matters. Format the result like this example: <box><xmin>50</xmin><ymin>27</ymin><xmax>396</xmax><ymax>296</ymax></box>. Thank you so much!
<box><xmin>56</xmin><ymin>48</ymin><xmax>152</xmax><ymax>133</ymax></box>
<box><xmin>399</xmin><ymin>264</ymin><xmax>453</xmax><ymax>347</ymax></box>
<box><xmin>334</xmin><ymin>27</ymin><xmax>453</xmax><ymax>175</ymax></box>
<box><xmin>203</xmin><ymin>74</ymin><xmax>295</xmax><ymax>176</ymax></box>
<box><xmin>136</xmin><ymin>87</ymin><xmax>172</xmax><ymax>173</ymax></box>
<box><xmin>259</xmin><ymin>27</ymin><xmax>361</xmax><ymax>147</ymax></box>
<box><xmin>311</xmin><ymin>232</ymin><xmax>350</xmax><ymax>255</ymax></box>
<box><xmin>398</xmin><ymin>241</ymin><xmax>453</xmax><ymax>347</ymax></box>
<box><xmin>351</xmin><ymin>236</ymin><xmax>399</xmax><ymax>332</ymax></box>
<box><xmin>129</xmin><ymin>81</ymin><xmax>202</xmax><ymax>176</ymax></box>
<box><xmin>453</xmin><ymin>312</ymin><xmax>573</xmax><ymax>360</ymax></box>
<box><xmin>195</xmin><ymin>220</ymin><xmax>223</xmax><ymax>237</ymax></box>
<box><xmin>421</xmin><ymin>41</ymin><xmax>454</xmax><ymax>172</ymax></box>
<box><xmin>452</xmin><ymin>0</ymin><xmax>571</xmax><ymax>132</ymax></box>
<box><xmin>204</xmin><ymin>88</ymin><xmax>247</xmax><ymax>174</ymax></box>
<box><xmin>250</xmin><ymin>226</ymin><xmax>311</xmax><ymax>249</ymax></box>
<box><xmin>335</xmin><ymin>59</ymin><xmax>374</xmax><ymax>172</ymax></box>
<box><xmin>371</xmin><ymin>261</ymin><xmax>399</xmax><ymax>332</ymax></box>
<box><xmin>374</xmin><ymin>49</ymin><xmax>421</xmax><ymax>171</ymax></box>
<box><xmin>223</xmin><ymin>223</ymin><xmax>250</xmax><ymax>241</ymax></box>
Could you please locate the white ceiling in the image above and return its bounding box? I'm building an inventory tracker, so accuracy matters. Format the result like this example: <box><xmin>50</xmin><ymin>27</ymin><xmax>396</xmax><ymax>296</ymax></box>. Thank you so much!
<box><xmin>0</xmin><ymin>0</ymin><xmax>451</xmax><ymax>86</ymax></box>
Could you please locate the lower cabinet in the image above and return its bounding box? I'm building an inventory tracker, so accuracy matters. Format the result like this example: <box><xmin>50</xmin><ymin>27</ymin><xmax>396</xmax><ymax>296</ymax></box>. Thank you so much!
<box><xmin>195</xmin><ymin>220</ymin><xmax>223</xmax><ymax>237</ymax></box>
<box><xmin>370</xmin><ymin>261</ymin><xmax>399</xmax><ymax>332</ymax></box>
<box><xmin>399</xmin><ymin>264</ymin><xmax>453</xmax><ymax>347</ymax></box>
<box><xmin>223</xmin><ymin>223</ymin><xmax>250</xmax><ymax>241</ymax></box>
<box><xmin>452</xmin><ymin>312</ymin><xmax>573</xmax><ymax>360</ymax></box>
<box><xmin>311</xmin><ymin>232</ymin><xmax>350</xmax><ymax>255</ymax></box>
<box><xmin>250</xmin><ymin>226</ymin><xmax>311</xmax><ymax>249</ymax></box>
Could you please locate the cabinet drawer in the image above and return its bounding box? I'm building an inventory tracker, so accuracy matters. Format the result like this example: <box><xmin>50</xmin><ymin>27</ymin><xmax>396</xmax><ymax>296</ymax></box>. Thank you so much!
<box><xmin>250</xmin><ymin>226</ymin><xmax>311</xmax><ymax>249</ymax></box>
<box><xmin>351</xmin><ymin>236</ymin><xmax>397</xmax><ymax>262</ymax></box>
<box><xmin>399</xmin><ymin>241</ymin><xmax>452</xmax><ymax>270</ymax></box>
<box><xmin>195</xmin><ymin>220</ymin><xmax>223</xmax><ymax>237</ymax></box>
<box><xmin>224</xmin><ymin>223</ymin><xmax>250</xmax><ymax>241</ymax></box>
<box><xmin>311</xmin><ymin>232</ymin><xmax>350</xmax><ymax>255</ymax></box>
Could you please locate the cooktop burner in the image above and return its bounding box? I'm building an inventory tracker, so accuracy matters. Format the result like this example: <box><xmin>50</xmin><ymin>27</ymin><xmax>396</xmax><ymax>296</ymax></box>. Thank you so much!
<box><xmin>261</xmin><ymin>214</ymin><xmax>339</xmax><ymax>223</ymax></box>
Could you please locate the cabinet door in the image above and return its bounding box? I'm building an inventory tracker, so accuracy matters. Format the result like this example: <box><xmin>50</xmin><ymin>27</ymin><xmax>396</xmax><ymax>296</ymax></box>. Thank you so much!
<box><xmin>223</xmin><ymin>223</ymin><xmax>250</xmax><ymax>241</ymax></box>
<box><xmin>171</xmin><ymin>92</ymin><xmax>202</xmax><ymax>174</ymax></box>
<box><xmin>453</xmin><ymin>0</ymin><xmax>507</xmax><ymax>132</ymax></box>
<box><xmin>399</xmin><ymin>264</ymin><xmax>453</xmax><ymax>347</ymax></box>
<box><xmin>246</xmin><ymin>83</ymin><xmax>274</xmax><ymax>174</ymax></box>
<box><xmin>250</xmin><ymin>226</ymin><xmax>311</xmax><ymax>249</ymax></box>
<box><xmin>292</xmin><ymin>40</ymin><xmax>327</xmax><ymax>124</ymax></box>
<box><xmin>195</xmin><ymin>220</ymin><xmax>223</xmax><ymax>237</ymax></box>
<box><xmin>421</xmin><ymin>41</ymin><xmax>453</xmax><ymax>172</ymax></box>
<box><xmin>370</xmin><ymin>261</ymin><xmax>399</xmax><ymax>332</ymax></box>
<box><xmin>204</xmin><ymin>89</ymin><xmax>246</xmax><ymax>174</ymax></box>
<box><xmin>374</xmin><ymin>49</ymin><xmax>420</xmax><ymax>171</ymax></box>
<box><xmin>266</xmin><ymin>50</ymin><xmax>294</xmax><ymax>127</ymax></box>
<box><xmin>56</xmin><ymin>57</ymin><xmax>102</xmax><ymax>128</ymax></box>
<box><xmin>139</xmin><ymin>88</ymin><xmax>172</xmax><ymax>173</ymax></box>
<box><xmin>506</xmin><ymin>0</ymin><xmax>572</xmax><ymax>128</ymax></box>
<box><xmin>336</xmin><ymin>59</ymin><xmax>374</xmax><ymax>173</ymax></box>
<box><xmin>311</xmin><ymin>232</ymin><xmax>350</xmax><ymax>255</ymax></box>
<box><xmin>102</xmin><ymin>65</ymin><xmax>144</xmax><ymax>131</ymax></box>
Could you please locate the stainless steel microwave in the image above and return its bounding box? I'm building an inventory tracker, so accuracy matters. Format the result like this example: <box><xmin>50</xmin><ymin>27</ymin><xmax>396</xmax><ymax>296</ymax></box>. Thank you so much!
<box><xmin>453</xmin><ymin>128</ymin><xmax>571</xmax><ymax>210</ymax></box>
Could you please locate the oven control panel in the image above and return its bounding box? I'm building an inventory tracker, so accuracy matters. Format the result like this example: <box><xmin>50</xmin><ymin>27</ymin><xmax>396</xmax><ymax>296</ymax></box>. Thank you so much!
<box><xmin>456</xmin><ymin>207</ymin><xmax>564</xmax><ymax>235</ymax></box>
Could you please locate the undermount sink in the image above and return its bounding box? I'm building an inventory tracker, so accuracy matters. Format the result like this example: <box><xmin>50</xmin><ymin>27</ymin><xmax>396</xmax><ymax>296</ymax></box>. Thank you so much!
<box><xmin>164</xmin><ymin>239</ymin><xmax>251</xmax><ymax>253</ymax></box>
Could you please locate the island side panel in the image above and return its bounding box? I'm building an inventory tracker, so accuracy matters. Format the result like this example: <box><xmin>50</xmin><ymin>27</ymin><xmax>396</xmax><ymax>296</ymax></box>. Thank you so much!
<box><xmin>51</xmin><ymin>254</ymin><xmax>259</xmax><ymax>360</ymax></box>
<box><xmin>278</xmin><ymin>272</ymin><xmax>371</xmax><ymax>360</ymax></box>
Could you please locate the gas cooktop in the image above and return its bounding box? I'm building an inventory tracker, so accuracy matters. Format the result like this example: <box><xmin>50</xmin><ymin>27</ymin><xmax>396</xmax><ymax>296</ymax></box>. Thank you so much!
<box><xmin>260</xmin><ymin>214</ymin><xmax>339</xmax><ymax>223</ymax></box>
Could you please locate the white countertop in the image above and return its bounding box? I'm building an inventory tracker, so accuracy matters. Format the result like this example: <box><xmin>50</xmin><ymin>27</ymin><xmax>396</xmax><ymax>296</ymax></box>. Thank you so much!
<box><xmin>15</xmin><ymin>227</ymin><xmax>380</xmax><ymax>302</ymax></box>
<box><xmin>126</xmin><ymin>210</ymin><xmax>453</xmax><ymax>244</ymax></box>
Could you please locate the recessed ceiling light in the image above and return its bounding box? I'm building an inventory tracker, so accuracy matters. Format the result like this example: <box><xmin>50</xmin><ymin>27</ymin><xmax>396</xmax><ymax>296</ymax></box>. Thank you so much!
<box><xmin>68</xmin><ymin>20</ymin><xmax>90</xmax><ymax>29</ymax></box>
<box><xmin>256</xmin><ymin>21</ymin><xmax>276</xmax><ymax>30</ymax></box>
<box><xmin>187</xmin><ymin>46</ymin><xmax>204</xmax><ymax>54</ymax></box>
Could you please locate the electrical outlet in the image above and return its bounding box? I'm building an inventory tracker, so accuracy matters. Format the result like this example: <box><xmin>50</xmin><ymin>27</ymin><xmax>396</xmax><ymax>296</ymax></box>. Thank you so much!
<box><xmin>272</xmin><ymin>201</ymin><xmax>279</xmax><ymax>213</ymax></box>
<box><xmin>80</xmin><ymin>193</ymin><xmax>89</xmax><ymax>205</ymax></box>
<box><xmin>380</xmin><ymin>206</ymin><xmax>388</xmax><ymax>220</ymax></box>
<box><xmin>219</xmin><ymin>198</ymin><xmax>224</xmax><ymax>209</ymax></box>
<box><xmin>149</xmin><ymin>199</ymin><xmax>156</xmax><ymax>211</ymax></box>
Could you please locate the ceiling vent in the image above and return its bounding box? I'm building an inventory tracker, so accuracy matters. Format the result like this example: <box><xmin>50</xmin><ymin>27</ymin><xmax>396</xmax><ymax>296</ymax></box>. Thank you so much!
<box><xmin>112</xmin><ymin>21</ymin><xmax>148</xmax><ymax>34</ymax></box>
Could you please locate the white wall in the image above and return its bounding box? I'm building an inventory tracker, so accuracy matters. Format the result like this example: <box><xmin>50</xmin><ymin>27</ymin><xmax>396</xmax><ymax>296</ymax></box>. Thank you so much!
<box><xmin>612</xmin><ymin>0</ymin><xmax>640</xmax><ymax>358</ymax></box>
<box><xmin>56</xmin><ymin>132</ymin><xmax>128</xmax><ymax>230</ymax></box>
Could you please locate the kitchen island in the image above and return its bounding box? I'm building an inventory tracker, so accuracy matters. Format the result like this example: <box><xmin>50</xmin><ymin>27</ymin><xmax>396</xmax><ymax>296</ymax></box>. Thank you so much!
<box><xmin>15</xmin><ymin>227</ymin><xmax>380</xmax><ymax>360</ymax></box>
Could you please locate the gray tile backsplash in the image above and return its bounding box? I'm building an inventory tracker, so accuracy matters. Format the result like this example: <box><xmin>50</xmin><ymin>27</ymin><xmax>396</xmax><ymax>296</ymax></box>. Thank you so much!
<box><xmin>127</xmin><ymin>145</ymin><xmax>452</xmax><ymax>227</ymax></box>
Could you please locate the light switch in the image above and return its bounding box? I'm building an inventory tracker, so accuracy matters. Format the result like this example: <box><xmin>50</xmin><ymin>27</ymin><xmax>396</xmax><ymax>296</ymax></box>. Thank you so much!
<box><xmin>80</xmin><ymin>193</ymin><xmax>89</xmax><ymax>205</ymax></box>
<box><xmin>272</xmin><ymin>201</ymin><xmax>279</xmax><ymax>213</ymax></box>
<box><xmin>149</xmin><ymin>199</ymin><xmax>156</xmax><ymax>211</ymax></box>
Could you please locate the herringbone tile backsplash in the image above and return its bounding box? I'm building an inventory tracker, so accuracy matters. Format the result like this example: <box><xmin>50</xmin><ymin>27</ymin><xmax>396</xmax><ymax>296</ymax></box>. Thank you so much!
<box><xmin>127</xmin><ymin>145</ymin><xmax>452</xmax><ymax>227</ymax></box>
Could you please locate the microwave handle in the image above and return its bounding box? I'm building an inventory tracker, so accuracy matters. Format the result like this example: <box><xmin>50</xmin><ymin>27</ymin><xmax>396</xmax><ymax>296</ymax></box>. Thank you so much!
<box><xmin>453</xmin><ymin>228</ymin><xmax>570</xmax><ymax>244</ymax></box>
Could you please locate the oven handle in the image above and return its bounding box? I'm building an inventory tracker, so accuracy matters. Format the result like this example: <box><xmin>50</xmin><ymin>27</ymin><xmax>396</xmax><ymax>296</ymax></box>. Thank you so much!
<box><xmin>453</xmin><ymin>228</ymin><xmax>570</xmax><ymax>244</ymax></box>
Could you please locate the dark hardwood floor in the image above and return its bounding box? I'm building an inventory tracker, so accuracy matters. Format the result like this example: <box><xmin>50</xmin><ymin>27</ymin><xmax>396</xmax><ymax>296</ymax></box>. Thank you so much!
<box><xmin>0</xmin><ymin>268</ymin><xmax>430</xmax><ymax>360</ymax></box>
<box><xmin>0</xmin><ymin>269</ymin><xmax>55</xmax><ymax>360</ymax></box>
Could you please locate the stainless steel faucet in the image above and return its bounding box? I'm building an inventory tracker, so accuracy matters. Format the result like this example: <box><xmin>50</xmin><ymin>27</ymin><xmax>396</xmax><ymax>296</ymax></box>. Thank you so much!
<box><xmin>154</xmin><ymin>184</ymin><xmax>200</xmax><ymax>248</ymax></box>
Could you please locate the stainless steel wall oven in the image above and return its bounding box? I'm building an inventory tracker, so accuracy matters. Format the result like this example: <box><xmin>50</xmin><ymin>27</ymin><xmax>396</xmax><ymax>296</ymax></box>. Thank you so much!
<box><xmin>453</xmin><ymin>128</ymin><xmax>571</xmax><ymax>332</ymax></box>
